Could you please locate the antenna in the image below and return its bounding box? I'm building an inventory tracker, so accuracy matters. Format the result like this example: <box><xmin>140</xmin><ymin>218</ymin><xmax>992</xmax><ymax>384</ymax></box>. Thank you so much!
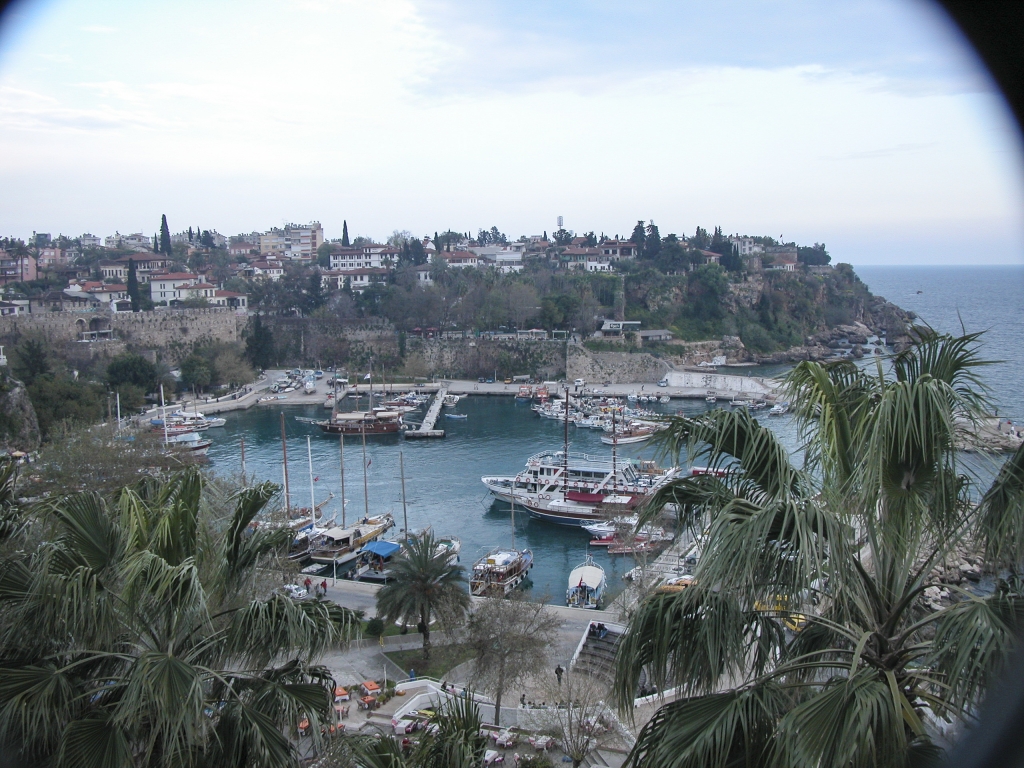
<box><xmin>557</xmin><ymin>215</ymin><xmax>564</xmax><ymax>228</ymax></box>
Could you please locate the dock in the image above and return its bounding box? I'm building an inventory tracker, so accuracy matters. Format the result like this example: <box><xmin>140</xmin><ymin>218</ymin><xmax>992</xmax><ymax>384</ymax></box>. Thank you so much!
<box><xmin>404</xmin><ymin>387</ymin><xmax>446</xmax><ymax>439</ymax></box>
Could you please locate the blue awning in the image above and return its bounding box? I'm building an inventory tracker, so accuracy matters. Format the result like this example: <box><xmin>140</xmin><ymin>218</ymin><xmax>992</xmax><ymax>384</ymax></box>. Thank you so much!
<box><xmin>362</xmin><ymin>540</ymin><xmax>401</xmax><ymax>558</ymax></box>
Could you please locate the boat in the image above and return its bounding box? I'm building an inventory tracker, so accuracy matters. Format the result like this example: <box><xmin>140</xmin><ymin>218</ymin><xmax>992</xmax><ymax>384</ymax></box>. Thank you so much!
<box><xmin>308</xmin><ymin>514</ymin><xmax>395</xmax><ymax>566</ymax></box>
<box><xmin>566</xmin><ymin>554</ymin><xmax>606</xmax><ymax>609</ymax></box>
<box><xmin>659</xmin><ymin>396</ymin><xmax>670</xmax><ymax>404</ymax></box>
<box><xmin>314</xmin><ymin>410</ymin><xmax>403</xmax><ymax>435</ymax></box>
<box><xmin>516</xmin><ymin>385</ymin><xmax>533</xmax><ymax>401</ymax></box>
<box><xmin>163</xmin><ymin>431</ymin><xmax>212</xmax><ymax>456</ymax></box>
<box><xmin>705</xmin><ymin>391</ymin><xmax>717</xmax><ymax>403</ymax></box>
<box><xmin>442</xmin><ymin>394</ymin><xmax>461</xmax><ymax>408</ymax></box>
<box><xmin>729</xmin><ymin>398</ymin><xmax>750</xmax><ymax>408</ymax></box>
<box><xmin>435</xmin><ymin>535</ymin><xmax>462</xmax><ymax>565</ymax></box>
<box><xmin>350</xmin><ymin>539</ymin><xmax>403</xmax><ymax>582</ymax></box>
<box><xmin>482</xmin><ymin>450</ymin><xmax>682</xmax><ymax>526</ymax></box>
<box><xmin>600</xmin><ymin>424</ymin><xmax>657</xmax><ymax>445</ymax></box>
<box><xmin>444</xmin><ymin>413</ymin><xmax>468</xmax><ymax>420</ymax></box>
<box><xmin>470</xmin><ymin>547</ymin><xmax>534</xmax><ymax>596</ymax></box>
<box><xmin>304</xmin><ymin>378</ymin><xmax>317</xmax><ymax>394</ymax></box>
<box><xmin>769</xmin><ymin>401</ymin><xmax>790</xmax><ymax>416</ymax></box>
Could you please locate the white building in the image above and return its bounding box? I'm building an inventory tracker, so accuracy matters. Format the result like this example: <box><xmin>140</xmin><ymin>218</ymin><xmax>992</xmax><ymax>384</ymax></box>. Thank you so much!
<box><xmin>434</xmin><ymin>250</ymin><xmax>478</xmax><ymax>269</ymax></box>
<box><xmin>729</xmin><ymin>237</ymin><xmax>764</xmax><ymax>257</ymax></box>
<box><xmin>321</xmin><ymin>268</ymin><xmax>388</xmax><ymax>294</ymax></box>
<box><xmin>104</xmin><ymin>232</ymin><xmax>152</xmax><ymax>251</ymax></box>
<box><xmin>150</xmin><ymin>272</ymin><xmax>199</xmax><ymax>303</ymax></box>
<box><xmin>79</xmin><ymin>233</ymin><xmax>102</xmax><ymax>249</ymax></box>
<box><xmin>329</xmin><ymin>245</ymin><xmax>398</xmax><ymax>270</ymax></box>
<box><xmin>469</xmin><ymin>246</ymin><xmax>523</xmax><ymax>273</ymax></box>
<box><xmin>259</xmin><ymin>222</ymin><xmax>324</xmax><ymax>259</ymax></box>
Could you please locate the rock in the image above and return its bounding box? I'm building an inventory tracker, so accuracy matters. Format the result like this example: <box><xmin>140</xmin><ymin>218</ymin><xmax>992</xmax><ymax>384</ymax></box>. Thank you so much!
<box><xmin>924</xmin><ymin>586</ymin><xmax>942</xmax><ymax>600</ymax></box>
<box><xmin>847</xmin><ymin>333</ymin><xmax>869</xmax><ymax>345</ymax></box>
<box><xmin>0</xmin><ymin>373</ymin><xmax>40</xmax><ymax>452</ymax></box>
<box><xmin>852</xmin><ymin>345</ymin><xmax>864</xmax><ymax>359</ymax></box>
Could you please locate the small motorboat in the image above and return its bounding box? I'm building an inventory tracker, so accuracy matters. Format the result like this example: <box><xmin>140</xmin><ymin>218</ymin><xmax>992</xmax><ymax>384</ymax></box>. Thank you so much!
<box><xmin>444</xmin><ymin>413</ymin><xmax>468</xmax><ymax>420</ymax></box>
<box><xmin>567</xmin><ymin>554</ymin><xmax>606</xmax><ymax>609</ymax></box>
<box><xmin>769</xmin><ymin>401</ymin><xmax>790</xmax><ymax>416</ymax></box>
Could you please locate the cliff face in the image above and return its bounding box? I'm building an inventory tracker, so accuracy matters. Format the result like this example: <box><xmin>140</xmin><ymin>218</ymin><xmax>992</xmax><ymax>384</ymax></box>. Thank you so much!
<box><xmin>0</xmin><ymin>373</ymin><xmax>41</xmax><ymax>452</ymax></box>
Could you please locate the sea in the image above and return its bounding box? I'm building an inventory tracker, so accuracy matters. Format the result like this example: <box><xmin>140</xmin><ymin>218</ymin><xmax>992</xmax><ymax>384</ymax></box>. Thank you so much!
<box><xmin>205</xmin><ymin>265</ymin><xmax>1024</xmax><ymax>604</ymax></box>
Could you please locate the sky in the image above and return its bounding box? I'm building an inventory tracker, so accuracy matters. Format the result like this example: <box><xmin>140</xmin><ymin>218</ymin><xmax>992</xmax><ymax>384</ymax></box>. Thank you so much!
<box><xmin>0</xmin><ymin>0</ymin><xmax>1022</xmax><ymax>265</ymax></box>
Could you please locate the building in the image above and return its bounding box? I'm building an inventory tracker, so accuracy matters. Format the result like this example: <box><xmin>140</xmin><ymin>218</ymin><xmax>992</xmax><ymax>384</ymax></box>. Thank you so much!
<box><xmin>414</xmin><ymin>264</ymin><xmax>433</xmax><ymax>285</ymax></box>
<box><xmin>36</xmin><ymin>247</ymin><xmax>67</xmax><ymax>270</ymax></box>
<box><xmin>104</xmin><ymin>232</ymin><xmax>152</xmax><ymax>251</ymax></box>
<box><xmin>585</xmin><ymin>253</ymin><xmax>614</xmax><ymax>272</ymax></box>
<box><xmin>149</xmin><ymin>273</ymin><xmax>200</xmax><ymax>304</ymax></box>
<box><xmin>259</xmin><ymin>222</ymin><xmax>324</xmax><ymax>259</ymax></box>
<box><xmin>599</xmin><ymin>240</ymin><xmax>638</xmax><ymax>260</ymax></box>
<box><xmin>328</xmin><ymin>247</ymin><xmax>387</xmax><ymax>270</ymax></box>
<box><xmin>0</xmin><ymin>252</ymin><xmax>37</xmax><ymax>284</ymax></box>
<box><xmin>729</xmin><ymin>237</ymin><xmax>764</xmax><ymax>257</ymax></box>
<box><xmin>638</xmin><ymin>329</ymin><xmax>674</xmax><ymax>342</ymax></box>
<box><xmin>469</xmin><ymin>246</ymin><xmax>523</xmax><ymax>273</ymax></box>
<box><xmin>699</xmin><ymin>250</ymin><xmax>721</xmax><ymax>265</ymax></box>
<box><xmin>321</xmin><ymin>268</ymin><xmax>388</xmax><ymax>294</ymax></box>
<box><xmin>593</xmin><ymin>320</ymin><xmax>642</xmax><ymax>338</ymax></box>
<box><xmin>228</xmin><ymin>241</ymin><xmax>257</xmax><ymax>257</ymax></box>
<box><xmin>98</xmin><ymin>254</ymin><xmax>170</xmax><ymax>283</ymax></box>
<box><xmin>243</xmin><ymin>260</ymin><xmax>285</xmax><ymax>281</ymax></box>
<box><xmin>79</xmin><ymin>233</ymin><xmax>102</xmax><ymax>249</ymax></box>
<box><xmin>211</xmin><ymin>290</ymin><xmax>248</xmax><ymax>309</ymax></box>
<box><xmin>765</xmin><ymin>245</ymin><xmax>799</xmax><ymax>271</ymax></box>
<box><xmin>435</xmin><ymin>250</ymin><xmax>478</xmax><ymax>268</ymax></box>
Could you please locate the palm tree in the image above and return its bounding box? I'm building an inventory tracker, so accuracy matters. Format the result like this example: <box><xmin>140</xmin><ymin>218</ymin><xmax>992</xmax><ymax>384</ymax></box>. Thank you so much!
<box><xmin>375</xmin><ymin>531</ymin><xmax>470</xmax><ymax>662</ymax></box>
<box><xmin>0</xmin><ymin>466</ymin><xmax>359</xmax><ymax>768</ymax></box>
<box><xmin>614</xmin><ymin>331</ymin><xmax>1024</xmax><ymax>767</ymax></box>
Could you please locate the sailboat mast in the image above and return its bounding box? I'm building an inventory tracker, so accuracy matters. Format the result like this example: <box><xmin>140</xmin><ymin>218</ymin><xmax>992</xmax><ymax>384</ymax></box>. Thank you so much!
<box><xmin>280</xmin><ymin>412</ymin><xmax>290</xmax><ymax>515</ymax></box>
<box><xmin>361</xmin><ymin>422</ymin><xmax>369</xmax><ymax>520</ymax></box>
<box><xmin>563</xmin><ymin>385</ymin><xmax>570</xmax><ymax>492</ymax></box>
<box><xmin>612</xmin><ymin>407</ymin><xmax>617</xmax><ymax>492</ymax></box>
<box><xmin>339</xmin><ymin>432</ymin><xmax>346</xmax><ymax>528</ymax></box>
<box><xmin>510</xmin><ymin>485</ymin><xmax>516</xmax><ymax>550</ymax></box>
<box><xmin>159</xmin><ymin>384</ymin><xmax>169</xmax><ymax>445</ymax></box>
<box><xmin>399</xmin><ymin>450</ymin><xmax>409</xmax><ymax>540</ymax></box>
<box><xmin>307</xmin><ymin>436</ymin><xmax>316</xmax><ymax>523</ymax></box>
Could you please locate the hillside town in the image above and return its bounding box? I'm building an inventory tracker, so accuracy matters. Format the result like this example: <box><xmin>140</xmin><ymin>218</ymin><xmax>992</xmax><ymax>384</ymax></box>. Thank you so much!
<box><xmin>0</xmin><ymin>219</ymin><xmax>824</xmax><ymax>320</ymax></box>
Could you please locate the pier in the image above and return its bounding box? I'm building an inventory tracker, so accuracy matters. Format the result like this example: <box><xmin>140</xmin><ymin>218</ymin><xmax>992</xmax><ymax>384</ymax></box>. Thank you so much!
<box><xmin>404</xmin><ymin>387</ymin><xmax>446</xmax><ymax>439</ymax></box>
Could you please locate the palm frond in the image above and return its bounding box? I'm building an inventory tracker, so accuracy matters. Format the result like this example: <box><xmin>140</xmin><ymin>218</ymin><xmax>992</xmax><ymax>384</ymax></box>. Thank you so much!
<box><xmin>976</xmin><ymin>439</ymin><xmax>1024</xmax><ymax>567</ymax></box>
<box><xmin>57</xmin><ymin>713</ymin><xmax>132</xmax><ymax>768</ymax></box>
<box><xmin>225</xmin><ymin>595</ymin><xmax>354</xmax><ymax>667</ymax></box>
<box><xmin>625</xmin><ymin>682</ymin><xmax>787</xmax><ymax>768</ymax></box>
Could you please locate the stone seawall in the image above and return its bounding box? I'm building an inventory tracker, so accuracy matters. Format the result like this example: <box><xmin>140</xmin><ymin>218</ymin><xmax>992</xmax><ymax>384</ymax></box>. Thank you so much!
<box><xmin>0</xmin><ymin>309</ymin><xmax>242</xmax><ymax>363</ymax></box>
<box><xmin>566</xmin><ymin>346</ymin><xmax>669</xmax><ymax>384</ymax></box>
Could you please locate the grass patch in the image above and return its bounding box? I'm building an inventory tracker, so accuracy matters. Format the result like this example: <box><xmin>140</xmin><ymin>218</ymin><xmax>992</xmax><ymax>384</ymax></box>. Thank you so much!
<box><xmin>384</xmin><ymin>643</ymin><xmax>475</xmax><ymax>680</ymax></box>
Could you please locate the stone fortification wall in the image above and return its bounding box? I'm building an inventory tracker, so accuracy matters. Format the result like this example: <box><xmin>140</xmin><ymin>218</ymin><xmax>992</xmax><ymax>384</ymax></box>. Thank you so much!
<box><xmin>662</xmin><ymin>370</ymin><xmax>773</xmax><ymax>395</ymax></box>
<box><xmin>566</xmin><ymin>345</ymin><xmax>669</xmax><ymax>384</ymax></box>
<box><xmin>0</xmin><ymin>309</ymin><xmax>241</xmax><ymax>363</ymax></box>
<box><xmin>402</xmin><ymin>337</ymin><xmax>566</xmax><ymax>380</ymax></box>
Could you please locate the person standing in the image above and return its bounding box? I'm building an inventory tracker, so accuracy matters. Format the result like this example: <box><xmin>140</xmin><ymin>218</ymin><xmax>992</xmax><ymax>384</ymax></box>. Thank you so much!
<box><xmin>555</xmin><ymin>664</ymin><xmax>564</xmax><ymax>685</ymax></box>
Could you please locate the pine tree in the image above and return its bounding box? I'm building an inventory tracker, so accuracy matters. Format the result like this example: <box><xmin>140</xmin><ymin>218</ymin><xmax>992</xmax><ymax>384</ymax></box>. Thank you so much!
<box><xmin>159</xmin><ymin>214</ymin><xmax>172</xmax><ymax>256</ymax></box>
<box><xmin>631</xmin><ymin>220</ymin><xmax>647</xmax><ymax>256</ymax></box>
<box><xmin>188</xmin><ymin>226</ymin><xmax>193</xmax><ymax>243</ymax></box>
<box><xmin>341</xmin><ymin>220</ymin><xmax>350</xmax><ymax>247</ymax></box>
<box><xmin>645</xmin><ymin>222</ymin><xmax>661</xmax><ymax>259</ymax></box>
<box><xmin>126</xmin><ymin>259</ymin><xmax>140</xmax><ymax>312</ymax></box>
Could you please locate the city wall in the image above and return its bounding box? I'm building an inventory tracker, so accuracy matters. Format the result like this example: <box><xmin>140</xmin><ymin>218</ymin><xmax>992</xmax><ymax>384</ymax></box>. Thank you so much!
<box><xmin>0</xmin><ymin>309</ymin><xmax>242</xmax><ymax>364</ymax></box>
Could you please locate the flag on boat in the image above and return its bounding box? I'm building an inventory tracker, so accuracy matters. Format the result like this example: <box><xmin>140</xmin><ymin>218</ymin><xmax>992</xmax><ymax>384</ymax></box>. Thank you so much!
<box><xmin>314</xmin><ymin>476</ymin><xmax>319</xmax><ymax>482</ymax></box>
<box><xmin>364</xmin><ymin>373</ymin><xmax>371</xmax><ymax>380</ymax></box>
<box><xmin>366</xmin><ymin>458</ymin><xmax>372</xmax><ymax>468</ymax></box>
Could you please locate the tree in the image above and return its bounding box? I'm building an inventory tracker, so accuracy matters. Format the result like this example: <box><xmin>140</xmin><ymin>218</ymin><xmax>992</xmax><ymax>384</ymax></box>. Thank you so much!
<box><xmin>615</xmin><ymin>331</ymin><xmax>1024</xmax><ymax>768</ymax></box>
<box><xmin>27</xmin><ymin>377</ymin><xmax>106</xmax><ymax>441</ymax></box>
<box><xmin>159</xmin><ymin>213</ymin><xmax>172</xmax><ymax>256</ymax></box>
<box><xmin>245</xmin><ymin>313</ymin><xmax>275</xmax><ymax>370</ymax></box>
<box><xmin>341</xmin><ymin>220</ymin><xmax>350</xmax><ymax>247</ymax></box>
<box><xmin>126</xmin><ymin>257</ymin><xmax>140</xmax><ymax>310</ymax></box>
<box><xmin>552</xmin><ymin>228</ymin><xmax>573</xmax><ymax>246</ymax></box>
<box><xmin>644</xmin><ymin>222</ymin><xmax>661</xmax><ymax>260</ymax></box>
<box><xmin>316</xmin><ymin>242</ymin><xmax>333</xmax><ymax>268</ymax></box>
<box><xmin>212</xmin><ymin>346</ymin><xmax>255</xmax><ymax>388</ymax></box>
<box><xmin>798</xmin><ymin>242</ymin><xmax>831</xmax><ymax>265</ymax></box>
<box><xmin>375</xmin><ymin>532</ymin><xmax>470</xmax><ymax>661</ymax></box>
<box><xmin>12</xmin><ymin>338</ymin><xmax>51</xmax><ymax>385</ymax></box>
<box><xmin>466</xmin><ymin>595</ymin><xmax>560</xmax><ymax>725</ymax></box>
<box><xmin>0</xmin><ymin>466</ymin><xmax>358</xmax><ymax>768</ymax></box>
<box><xmin>106</xmin><ymin>352</ymin><xmax>157</xmax><ymax>391</ymax></box>
<box><xmin>542</xmin><ymin>670</ymin><xmax>614</xmax><ymax>768</ymax></box>
<box><xmin>630</xmin><ymin>220</ymin><xmax>646</xmax><ymax>254</ymax></box>
<box><xmin>180</xmin><ymin>353</ymin><xmax>213</xmax><ymax>392</ymax></box>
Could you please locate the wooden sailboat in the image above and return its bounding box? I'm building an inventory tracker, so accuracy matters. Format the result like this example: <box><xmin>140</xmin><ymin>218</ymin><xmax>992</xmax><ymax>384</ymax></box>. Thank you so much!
<box><xmin>470</xmin><ymin>481</ymin><xmax>534</xmax><ymax>597</ymax></box>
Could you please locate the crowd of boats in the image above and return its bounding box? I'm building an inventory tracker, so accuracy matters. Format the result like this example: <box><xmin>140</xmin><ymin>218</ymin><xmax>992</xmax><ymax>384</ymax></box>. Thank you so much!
<box><xmin>149</xmin><ymin>402</ymin><xmax>227</xmax><ymax>456</ymax></box>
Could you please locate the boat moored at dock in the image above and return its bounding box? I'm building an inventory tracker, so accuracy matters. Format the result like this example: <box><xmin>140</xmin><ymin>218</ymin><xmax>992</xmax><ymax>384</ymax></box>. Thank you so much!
<box><xmin>313</xmin><ymin>410</ymin><xmax>404</xmax><ymax>435</ymax></box>
<box><xmin>470</xmin><ymin>547</ymin><xmax>534</xmax><ymax>596</ymax></box>
<box><xmin>566</xmin><ymin>554</ymin><xmax>606</xmax><ymax>609</ymax></box>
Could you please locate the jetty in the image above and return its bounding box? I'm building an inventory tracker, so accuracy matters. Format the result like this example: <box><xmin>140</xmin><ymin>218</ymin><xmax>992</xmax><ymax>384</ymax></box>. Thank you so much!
<box><xmin>404</xmin><ymin>387</ymin><xmax>446</xmax><ymax>439</ymax></box>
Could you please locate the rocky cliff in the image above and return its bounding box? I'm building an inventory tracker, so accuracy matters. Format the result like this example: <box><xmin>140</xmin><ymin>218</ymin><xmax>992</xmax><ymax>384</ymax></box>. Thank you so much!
<box><xmin>0</xmin><ymin>373</ymin><xmax>41</xmax><ymax>452</ymax></box>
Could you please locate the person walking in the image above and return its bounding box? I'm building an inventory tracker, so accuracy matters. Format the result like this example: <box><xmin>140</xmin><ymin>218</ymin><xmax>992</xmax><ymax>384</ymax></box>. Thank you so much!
<box><xmin>555</xmin><ymin>664</ymin><xmax>564</xmax><ymax>685</ymax></box>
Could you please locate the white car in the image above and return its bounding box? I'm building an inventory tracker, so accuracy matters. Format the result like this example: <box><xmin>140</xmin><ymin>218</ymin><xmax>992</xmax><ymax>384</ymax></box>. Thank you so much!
<box><xmin>574</xmin><ymin>378</ymin><xmax>586</xmax><ymax>387</ymax></box>
<box><xmin>658</xmin><ymin>380</ymin><xmax>668</xmax><ymax>387</ymax></box>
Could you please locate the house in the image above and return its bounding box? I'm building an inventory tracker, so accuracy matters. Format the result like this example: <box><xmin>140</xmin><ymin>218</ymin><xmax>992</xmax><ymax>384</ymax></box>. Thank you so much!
<box><xmin>36</xmin><ymin>247</ymin><xmax>67</xmax><ymax>270</ymax></box>
<box><xmin>699</xmin><ymin>250</ymin><xmax>721</xmax><ymax>265</ymax></box>
<box><xmin>86</xmin><ymin>284</ymin><xmax>128</xmax><ymax>306</ymax></box>
<box><xmin>639</xmin><ymin>329</ymin><xmax>674</xmax><ymax>342</ymax></box>
<box><xmin>321</xmin><ymin>268</ymin><xmax>388</xmax><ymax>294</ymax></box>
<box><xmin>244</xmin><ymin>260</ymin><xmax>285</xmax><ymax>281</ymax></box>
<box><xmin>765</xmin><ymin>245</ymin><xmax>799</xmax><ymax>271</ymax></box>
<box><xmin>98</xmin><ymin>254</ymin><xmax>170</xmax><ymax>283</ymax></box>
<box><xmin>98</xmin><ymin>260</ymin><xmax>128</xmax><ymax>281</ymax></box>
<box><xmin>593</xmin><ymin>320</ymin><xmax>642</xmax><ymax>338</ymax></box>
<box><xmin>729</xmin><ymin>237</ymin><xmax>764</xmax><ymax>257</ymax></box>
<box><xmin>0</xmin><ymin>301</ymin><xmax>24</xmax><ymax>316</ymax></box>
<box><xmin>212</xmin><ymin>290</ymin><xmax>248</xmax><ymax>309</ymax></box>
<box><xmin>79</xmin><ymin>233</ymin><xmax>103</xmax><ymax>249</ymax></box>
<box><xmin>149</xmin><ymin>273</ymin><xmax>200</xmax><ymax>304</ymax></box>
<box><xmin>228</xmin><ymin>241</ymin><xmax>257</xmax><ymax>257</ymax></box>
<box><xmin>415</xmin><ymin>264</ymin><xmax>433</xmax><ymax>285</ymax></box>
<box><xmin>435</xmin><ymin>251</ymin><xmax>478</xmax><ymax>269</ymax></box>
<box><xmin>329</xmin><ymin>247</ymin><xmax>376</xmax><ymax>270</ymax></box>
<box><xmin>599</xmin><ymin>240</ymin><xmax>638</xmax><ymax>260</ymax></box>
<box><xmin>585</xmin><ymin>253</ymin><xmax>614</xmax><ymax>272</ymax></box>
<box><xmin>103</xmin><ymin>232</ymin><xmax>152</xmax><ymax>252</ymax></box>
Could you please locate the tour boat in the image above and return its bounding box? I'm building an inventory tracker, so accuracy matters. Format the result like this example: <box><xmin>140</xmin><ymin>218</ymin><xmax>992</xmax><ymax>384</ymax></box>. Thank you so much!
<box><xmin>349</xmin><ymin>539</ymin><xmax>403</xmax><ymax>583</ymax></box>
<box><xmin>482</xmin><ymin>450</ymin><xmax>682</xmax><ymax>526</ymax></box>
<box><xmin>314</xmin><ymin>410</ymin><xmax>403</xmax><ymax>435</ymax></box>
<box><xmin>435</xmin><ymin>535</ymin><xmax>462</xmax><ymax>565</ymax></box>
<box><xmin>769</xmin><ymin>401</ymin><xmax>790</xmax><ymax>416</ymax></box>
<box><xmin>470</xmin><ymin>547</ymin><xmax>534</xmax><ymax>597</ymax></box>
<box><xmin>600</xmin><ymin>424</ymin><xmax>657</xmax><ymax>445</ymax></box>
<box><xmin>566</xmin><ymin>554</ymin><xmax>606</xmax><ymax>610</ymax></box>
